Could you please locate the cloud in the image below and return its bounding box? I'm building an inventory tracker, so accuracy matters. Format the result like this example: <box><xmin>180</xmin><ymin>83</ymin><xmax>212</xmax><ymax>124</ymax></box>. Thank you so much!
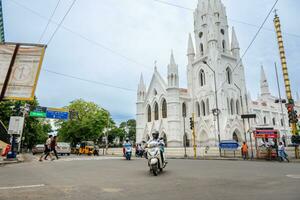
<box><xmin>3</xmin><ymin>0</ymin><xmax>300</xmax><ymax>123</ymax></box>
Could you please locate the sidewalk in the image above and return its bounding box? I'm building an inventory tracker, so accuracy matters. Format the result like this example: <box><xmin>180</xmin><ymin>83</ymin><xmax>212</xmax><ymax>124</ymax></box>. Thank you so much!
<box><xmin>0</xmin><ymin>154</ymin><xmax>25</xmax><ymax>166</ymax></box>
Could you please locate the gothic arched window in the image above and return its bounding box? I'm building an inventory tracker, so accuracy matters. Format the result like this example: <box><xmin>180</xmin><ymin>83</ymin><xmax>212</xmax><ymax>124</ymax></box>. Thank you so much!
<box><xmin>200</xmin><ymin>43</ymin><xmax>204</xmax><ymax>56</ymax></box>
<box><xmin>227</xmin><ymin>98</ymin><xmax>230</xmax><ymax>114</ymax></box>
<box><xmin>281</xmin><ymin>118</ymin><xmax>284</xmax><ymax>126</ymax></box>
<box><xmin>206</xmin><ymin>99</ymin><xmax>210</xmax><ymax>115</ymax></box>
<box><xmin>147</xmin><ymin>105</ymin><xmax>151</xmax><ymax>122</ymax></box>
<box><xmin>222</xmin><ymin>40</ymin><xmax>226</xmax><ymax>52</ymax></box>
<box><xmin>182</xmin><ymin>103</ymin><xmax>187</xmax><ymax>117</ymax></box>
<box><xmin>236</xmin><ymin>100</ymin><xmax>240</xmax><ymax>115</ymax></box>
<box><xmin>230</xmin><ymin>99</ymin><xmax>234</xmax><ymax>115</ymax></box>
<box><xmin>154</xmin><ymin>102</ymin><xmax>159</xmax><ymax>120</ymax></box>
<box><xmin>226</xmin><ymin>67</ymin><xmax>232</xmax><ymax>84</ymax></box>
<box><xmin>199</xmin><ymin>69</ymin><xmax>205</xmax><ymax>86</ymax></box>
<box><xmin>162</xmin><ymin>99</ymin><xmax>167</xmax><ymax>118</ymax></box>
<box><xmin>264</xmin><ymin>116</ymin><xmax>267</xmax><ymax>125</ymax></box>
<box><xmin>201</xmin><ymin>100</ymin><xmax>206</xmax><ymax>116</ymax></box>
<box><xmin>197</xmin><ymin>102</ymin><xmax>201</xmax><ymax>117</ymax></box>
<box><xmin>272</xmin><ymin>117</ymin><xmax>276</xmax><ymax>126</ymax></box>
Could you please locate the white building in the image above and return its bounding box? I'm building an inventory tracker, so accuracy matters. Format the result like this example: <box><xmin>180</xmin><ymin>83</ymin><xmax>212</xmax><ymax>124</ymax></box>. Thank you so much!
<box><xmin>136</xmin><ymin>0</ymin><xmax>299</xmax><ymax>147</ymax></box>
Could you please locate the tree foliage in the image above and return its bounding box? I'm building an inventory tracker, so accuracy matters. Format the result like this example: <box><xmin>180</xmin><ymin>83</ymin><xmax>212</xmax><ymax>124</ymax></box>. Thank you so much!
<box><xmin>57</xmin><ymin>99</ymin><xmax>114</xmax><ymax>146</ymax></box>
<box><xmin>0</xmin><ymin>98</ymin><xmax>51</xmax><ymax>148</ymax></box>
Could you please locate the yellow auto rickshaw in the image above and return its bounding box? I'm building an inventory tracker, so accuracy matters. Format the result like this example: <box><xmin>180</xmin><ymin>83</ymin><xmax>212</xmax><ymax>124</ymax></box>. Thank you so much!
<box><xmin>79</xmin><ymin>141</ymin><xmax>94</xmax><ymax>155</ymax></box>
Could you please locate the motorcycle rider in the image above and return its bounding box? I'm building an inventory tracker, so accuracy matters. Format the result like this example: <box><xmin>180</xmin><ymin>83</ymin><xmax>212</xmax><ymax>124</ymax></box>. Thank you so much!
<box><xmin>146</xmin><ymin>131</ymin><xmax>167</xmax><ymax>166</ymax></box>
<box><xmin>123</xmin><ymin>138</ymin><xmax>132</xmax><ymax>156</ymax></box>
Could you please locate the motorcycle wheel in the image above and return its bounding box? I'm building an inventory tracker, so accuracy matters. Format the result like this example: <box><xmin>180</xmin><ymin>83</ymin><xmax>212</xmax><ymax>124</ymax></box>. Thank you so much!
<box><xmin>152</xmin><ymin>165</ymin><xmax>158</xmax><ymax>176</ymax></box>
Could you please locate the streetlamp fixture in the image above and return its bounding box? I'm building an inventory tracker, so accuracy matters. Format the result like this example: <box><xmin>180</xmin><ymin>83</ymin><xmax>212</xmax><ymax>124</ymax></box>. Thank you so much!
<box><xmin>202</xmin><ymin>61</ymin><xmax>221</xmax><ymax>156</ymax></box>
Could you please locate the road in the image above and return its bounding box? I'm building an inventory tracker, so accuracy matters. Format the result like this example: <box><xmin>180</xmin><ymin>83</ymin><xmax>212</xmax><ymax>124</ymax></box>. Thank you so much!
<box><xmin>0</xmin><ymin>156</ymin><xmax>299</xmax><ymax>200</ymax></box>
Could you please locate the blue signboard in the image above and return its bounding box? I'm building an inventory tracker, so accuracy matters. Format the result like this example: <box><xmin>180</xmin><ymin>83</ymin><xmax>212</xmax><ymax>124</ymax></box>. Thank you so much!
<box><xmin>46</xmin><ymin>110</ymin><xmax>69</xmax><ymax>120</ymax></box>
<box><xmin>219</xmin><ymin>140</ymin><xmax>239</xmax><ymax>150</ymax></box>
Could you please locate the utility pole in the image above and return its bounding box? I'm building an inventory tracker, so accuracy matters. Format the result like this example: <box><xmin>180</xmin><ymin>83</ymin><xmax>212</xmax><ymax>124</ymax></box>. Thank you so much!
<box><xmin>274</xmin><ymin>12</ymin><xmax>299</xmax><ymax>158</ymax></box>
<box><xmin>0</xmin><ymin>0</ymin><xmax>5</xmax><ymax>42</ymax></box>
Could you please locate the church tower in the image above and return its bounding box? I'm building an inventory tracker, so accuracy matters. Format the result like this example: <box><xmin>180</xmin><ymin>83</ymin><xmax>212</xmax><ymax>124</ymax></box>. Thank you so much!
<box><xmin>166</xmin><ymin>51</ymin><xmax>181</xmax><ymax>146</ymax></box>
<box><xmin>260</xmin><ymin>66</ymin><xmax>271</xmax><ymax>97</ymax></box>
<box><xmin>136</xmin><ymin>74</ymin><xmax>146</xmax><ymax>142</ymax></box>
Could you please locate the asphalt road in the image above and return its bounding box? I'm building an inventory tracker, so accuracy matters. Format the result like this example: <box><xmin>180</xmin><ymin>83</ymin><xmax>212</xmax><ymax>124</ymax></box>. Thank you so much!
<box><xmin>0</xmin><ymin>156</ymin><xmax>299</xmax><ymax>200</ymax></box>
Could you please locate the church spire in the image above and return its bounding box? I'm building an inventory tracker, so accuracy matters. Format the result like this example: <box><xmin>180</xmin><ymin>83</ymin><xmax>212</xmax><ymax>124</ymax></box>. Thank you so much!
<box><xmin>260</xmin><ymin>65</ymin><xmax>270</xmax><ymax>96</ymax></box>
<box><xmin>168</xmin><ymin>50</ymin><xmax>179</xmax><ymax>88</ymax></box>
<box><xmin>187</xmin><ymin>33</ymin><xmax>195</xmax><ymax>56</ymax></box>
<box><xmin>137</xmin><ymin>73</ymin><xmax>146</xmax><ymax>101</ymax></box>
<box><xmin>231</xmin><ymin>26</ymin><xmax>240</xmax><ymax>57</ymax></box>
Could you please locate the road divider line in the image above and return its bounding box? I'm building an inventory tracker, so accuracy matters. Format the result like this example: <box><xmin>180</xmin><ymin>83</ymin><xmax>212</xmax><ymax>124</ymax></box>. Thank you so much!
<box><xmin>0</xmin><ymin>184</ymin><xmax>45</xmax><ymax>190</ymax></box>
<box><xmin>286</xmin><ymin>175</ymin><xmax>300</xmax><ymax>179</ymax></box>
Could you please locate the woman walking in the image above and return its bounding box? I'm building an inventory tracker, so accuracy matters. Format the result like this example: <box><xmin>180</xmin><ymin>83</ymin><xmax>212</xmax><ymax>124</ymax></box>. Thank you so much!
<box><xmin>278</xmin><ymin>142</ymin><xmax>289</xmax><ymax>162</ymax></box>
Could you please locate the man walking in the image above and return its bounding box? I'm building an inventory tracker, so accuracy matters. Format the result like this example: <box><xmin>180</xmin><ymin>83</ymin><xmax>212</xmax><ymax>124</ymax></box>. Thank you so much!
<box><xmin>278</xmin><ymin>142</ymin><xmax>289</xmax><ymax>162</ymax></box>
<box><xmin>39</xmin><ymin>135</ymin><xmax>53</xmax><ymax>161</ymax></box>
<box><xmin>241</xmin><ymin>142</ymin><xmax>248</xmax><ymax>160</ymax></box>
<box><xmin>46</xmin><ymin>136</ymin><xmax>59</xmax><ymax>160</ymax></box>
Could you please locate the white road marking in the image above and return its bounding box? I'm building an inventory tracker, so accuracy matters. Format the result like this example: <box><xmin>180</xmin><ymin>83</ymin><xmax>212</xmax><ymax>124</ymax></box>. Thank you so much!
<box><xmin>0</xmin><ymin>184</ymin><xmax>45</xmax><ymax>190</ymax></box>
<box><xmin>56</xmin><ymin>157</ymin><xmax>123</xmax><ymax>162</ymax></box>
<box><xmin>286</xmin><ymin>174</ymin><xmax>300</xmax><ymax>179</ymax></box>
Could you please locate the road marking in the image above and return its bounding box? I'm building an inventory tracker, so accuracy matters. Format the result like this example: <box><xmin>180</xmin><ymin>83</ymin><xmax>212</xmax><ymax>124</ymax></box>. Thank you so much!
<box><xmin>102</xmin><ymin>188</ymin><xmax>123</xmax><ymax>193</ymax></box>
<box><xmin>0</xmin><ymin>184</ymin><xmax>45</xmax><ymax>190</ymax></box>
<box><xmin>56</xmin><ymin>157</ymin><xmax>123</xmax><ymax>162</ymax></box>
<box><xmin>286</xmin><ymin>174</ymin><xmax>300</xmax><ymax>179</ymax></box>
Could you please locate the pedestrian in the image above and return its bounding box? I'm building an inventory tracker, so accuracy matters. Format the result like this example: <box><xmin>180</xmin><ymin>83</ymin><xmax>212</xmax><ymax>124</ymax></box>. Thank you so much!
<box><xmin>278</xmin><ymin>142</ymin><xmax>289</xmax><ymax>162</ymax></box>
<box><xmin>46</xmin><ymin>136</ymin><xmax>59</xmax><ymax>160</ymax></box>
<box><xmin>39</xmin><ymin>135</ymin><xmax>54</xmax><ymax>161</ymax></box>
<box><xmin>241</xmin><ymin>142</ymin><xmax>248</xmax><ymax>160</ymax></box>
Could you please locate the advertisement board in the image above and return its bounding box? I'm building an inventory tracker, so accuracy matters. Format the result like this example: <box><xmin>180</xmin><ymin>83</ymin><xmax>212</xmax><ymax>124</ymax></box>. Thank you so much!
<box><xmin>0</xmin><ymin>43</ymin><xmax>46</xmax><ymax>101</ymax></box>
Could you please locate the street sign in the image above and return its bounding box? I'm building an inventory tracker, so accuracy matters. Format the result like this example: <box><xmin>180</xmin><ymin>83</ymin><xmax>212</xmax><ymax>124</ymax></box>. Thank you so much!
<box><xmin>29</xmin><ymin>111</ymin><xmax>46</xmax><ymax>118</ymax></box>
<box><xmin>8</xmin><ymin>116</ymin><xmax>24</xmax><ymax>135</ymax></box>
<box><xmin>219</xmin><ymin>140</ymin><xmax>239</xmax><ymax>150</ymax></box>
<box><xmin>241</xmin><ymin>114</ymin><xmax>256</xmax><ymax>119</ymax></box>
<box><xmin>46</xmin><ymin>109</ymin><xmax>69</xmax><ymax>120</ymax></box>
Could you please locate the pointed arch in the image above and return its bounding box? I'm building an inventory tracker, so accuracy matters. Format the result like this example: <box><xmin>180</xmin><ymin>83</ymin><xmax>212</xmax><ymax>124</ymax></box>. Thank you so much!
<box><xmin>236</xmin><ymin>100</ymin><xmax>240</xmax><ymax>115</ymax></box>
<box><xmin>264</xmin><ymin>116</ymin><xmax>267</xmax><ymax>125</ymax></box>
<box><xmin>222</xmin><ymin>40</ymin><xmax>226</xmax><ymax>52</ymax></box>
<box><xmin>230</xmin><ymin>99</ymin><xmax>234</xmax><ymax>115</ymax></box>
<box><xmin>201</xmin><ymin>100</ymin><xmax>206</xmax><ymax>116</ymax></box>
<box><xmin>227</xmin><ymin>98</ymin><xmax>230</xmax><ymax>114</ymax></box>
<box><xmin>206</xmin><ymin>98</ymin><xmax>210</xmax><ymax>115</ymax></box>
<box><xmin>147</xmin><ymin>105</ymin><xmax>151</xmax><ymax>122</ymax></box>
<box><xmin>272</xmin><ymin>117</ymin><xmax>276</xmax><ymax>126</ymax></box>
<box><xmin>199</xmin><ymin>69</ymin><xmax>205</xmax><ymax>86</ymax></box>
<box><xmin>154</xmin><ymin>102</ymin><xmax>159</xmax><ymax>120</ymax></box>
<box><xmin>162</xmin><ymin>98</ymin><xmax>167</xmax><ymax>118</ymax></box>
<box><xmin>200</xmin><ymin>43</ymin><xmax>204</xmax><ymax>55</ymax></box>
<box><xmin>182</xmin><ymin>102</ymin><xmax>187</xmax><ymax>117</ymax></box>
<box><xmin>197</xmin><ymin>102</ymin><xmax>201</xmax><ymax>117</ymax></box>
<box><xmin>226</xmin><ymin>67</ymin><xmax>232</xmax><ymax>84</ymax></box>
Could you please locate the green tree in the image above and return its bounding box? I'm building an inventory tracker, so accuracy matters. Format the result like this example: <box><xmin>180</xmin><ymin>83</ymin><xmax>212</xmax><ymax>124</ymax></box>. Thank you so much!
<box><xmin>57</xmin><ymin>99</ymin><xmax>114</xmax><ymax>146</ymax></box>
<box><xmin>119</xmin><ymin>119</ymin><xmax>136</xmax><ymax>142</ymax></box>
<box><xmin>0</xmin><ymin>98</ymin><xmax>51</xmax><ymax>148</ymax></box>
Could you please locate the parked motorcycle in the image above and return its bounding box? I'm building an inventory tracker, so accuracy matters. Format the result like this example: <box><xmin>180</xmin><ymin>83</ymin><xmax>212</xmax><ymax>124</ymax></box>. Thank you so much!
<box><xmin>147</xmin><ymin>143</ymin><xmax>166</xmax><ymax>176</ymax></box>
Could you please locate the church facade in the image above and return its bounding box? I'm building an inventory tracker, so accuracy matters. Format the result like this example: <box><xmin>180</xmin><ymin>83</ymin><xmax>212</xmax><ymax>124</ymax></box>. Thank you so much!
<box><xmin>136</xmin><ymin>0</ymin><xmax>299</xmax><ymax>147</ymax></box>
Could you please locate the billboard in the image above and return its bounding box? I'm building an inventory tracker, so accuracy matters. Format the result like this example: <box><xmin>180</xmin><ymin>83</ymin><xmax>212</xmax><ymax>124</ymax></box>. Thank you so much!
<box><xmin>0</xmin><ymin>43</ymin><xmax>46</xmax><ymax>101</ymax></box>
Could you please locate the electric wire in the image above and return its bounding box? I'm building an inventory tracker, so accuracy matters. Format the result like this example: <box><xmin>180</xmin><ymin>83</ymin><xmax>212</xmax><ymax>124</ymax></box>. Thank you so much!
<box><xmin>43</xmin><ymin>68</ymin><xmax>136</xmax><ymax>92</ymax></box>
<box><xmin>46</xmin><ymin>0</ymin><xmax>77</xmax><ymax>46</ymax></box>
<box><xmin>9</xmin><ymin>0</ymin><xmax>152</xmax><ymax>70</ymax></box>
<box><xmin>149</xmin><ymin>0</ymin><xmax>300</xmax><ymax>39</ymax></box>
<box><xmin>216</xmin><ymin>0</ymin><xmax>280</xmax><ymax>92</ymax></box>
<box><xmin>38</xmin><ymin>0</ymin><xmax>61</xmax><ymax>43</ymax></box>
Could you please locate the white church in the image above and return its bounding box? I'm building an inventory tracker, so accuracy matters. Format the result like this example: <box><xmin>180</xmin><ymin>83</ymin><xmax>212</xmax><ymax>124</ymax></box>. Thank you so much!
<box><xmin>136</xmin><ymin>0</ymin><xmax>300</xmax><ymax>147</ymax></box>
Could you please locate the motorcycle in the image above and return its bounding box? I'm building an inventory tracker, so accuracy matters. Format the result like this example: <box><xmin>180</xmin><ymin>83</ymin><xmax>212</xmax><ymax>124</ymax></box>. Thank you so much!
<box><xmin>147</xmin><ymin>143</ymin><xmax>166</xmax><ymax>176</ymax></box>
<box><xmin>124</xmin><ymin>146</ymin><xmax>132</xmax><ymax>160</ymax></box>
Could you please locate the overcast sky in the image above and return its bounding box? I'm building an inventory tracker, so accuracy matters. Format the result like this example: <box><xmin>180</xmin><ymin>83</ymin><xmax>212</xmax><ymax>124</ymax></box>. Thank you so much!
<box><xmin>3</xmin><ymin>0</ymin><xmax>300</xmax><ymax>123</ymax></box>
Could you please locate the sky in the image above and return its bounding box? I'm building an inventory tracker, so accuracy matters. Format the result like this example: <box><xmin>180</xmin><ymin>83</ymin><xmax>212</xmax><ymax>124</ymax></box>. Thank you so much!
<box><xmin>2</xmin><ymin>0</ymin><xmax>300</xmax><ymax>123</ymax></box>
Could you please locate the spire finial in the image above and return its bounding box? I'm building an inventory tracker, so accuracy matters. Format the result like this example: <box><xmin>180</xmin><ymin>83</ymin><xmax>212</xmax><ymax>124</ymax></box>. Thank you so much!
<box><xmin>170</xmin><ymin>49</ymin><xmax>176</xmax><ymax>66</ymax></box>
<box><xmin>187</xmin><ymin>33</ymin><xmax>195</xmax><ymax>56</ymax></box>
<box><xmin>154</xmin><ymin>60</ymin><xmax>157</xmax><ymax>71</ymax></box>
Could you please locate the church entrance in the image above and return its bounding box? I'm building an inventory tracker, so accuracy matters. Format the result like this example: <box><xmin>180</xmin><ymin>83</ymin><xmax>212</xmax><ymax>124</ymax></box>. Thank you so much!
<box><xmin>232</xmin><ymin>131</ymin><xmax>241</xmax><ymax>142</ymax></box>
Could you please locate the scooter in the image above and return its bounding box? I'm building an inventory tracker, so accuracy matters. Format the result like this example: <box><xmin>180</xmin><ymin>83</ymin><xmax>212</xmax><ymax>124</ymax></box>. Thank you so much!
<box><xmin>125</xmin><ymin>146</ymin><xmax>132</xmax><ymax>160</ymax></box>
<box><xmin>147</xmin><ymin>143</ymin><xmax>166</xmax><ymax>176</ymax></box>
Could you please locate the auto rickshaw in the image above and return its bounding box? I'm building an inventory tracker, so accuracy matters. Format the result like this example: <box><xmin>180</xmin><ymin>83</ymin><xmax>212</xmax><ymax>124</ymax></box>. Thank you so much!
<box><xmin>79</xmin><ymin>141</ymin><xmax>94</xmax><ymax>155</ymax></box>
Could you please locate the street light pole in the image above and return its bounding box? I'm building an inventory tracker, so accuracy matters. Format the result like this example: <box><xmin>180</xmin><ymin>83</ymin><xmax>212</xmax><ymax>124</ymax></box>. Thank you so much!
<box><xmin>234</xmin><ymin>83</ymin><xmax>247</xmax><ymax>142</ymax></box>
<box><xmin>203</xmin><ymin>61</ymin><xmax>221</xmax><ymax>156</ymax></box>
